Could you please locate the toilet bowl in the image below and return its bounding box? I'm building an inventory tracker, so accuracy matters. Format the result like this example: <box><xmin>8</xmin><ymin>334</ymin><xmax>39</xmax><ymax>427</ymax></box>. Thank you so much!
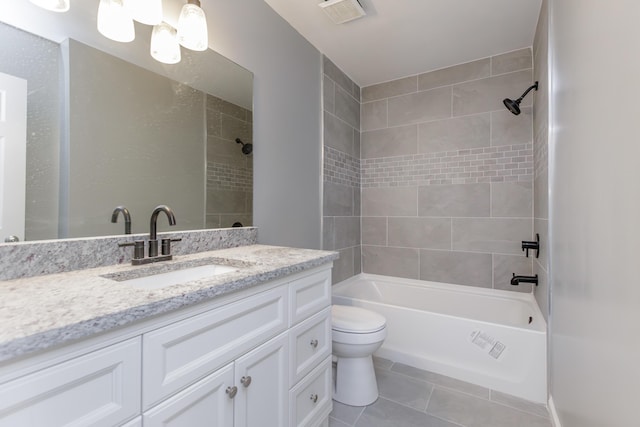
<box><xmin>331</xmin><ymin>304</ymin><xmax>387</xmax><ymax>406</ymax></box>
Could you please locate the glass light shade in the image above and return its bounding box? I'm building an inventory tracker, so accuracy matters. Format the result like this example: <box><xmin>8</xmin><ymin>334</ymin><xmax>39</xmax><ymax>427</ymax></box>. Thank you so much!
<box><xmin>97</xmin><ymin>0</ymin><xmax>135</xmax><ymax>43</ymax></box>
<box><xmin>29</xmin><ymin>0</ymin><xmax>70</xmax><ymax>12</ymax></box>
<box><xmin>177</xmin><ymin>2</ymin><xmax>208</xmax><ymax>51</ymax></box>
<box><xmin>126</xmin><ymin>0</ymin><xmax>163</xmax><ymax>25</ymax></box>
<box><xmin>151</xmin><ymin>23</ymin><xmax>181</xmax><ymax>65</ymax></box>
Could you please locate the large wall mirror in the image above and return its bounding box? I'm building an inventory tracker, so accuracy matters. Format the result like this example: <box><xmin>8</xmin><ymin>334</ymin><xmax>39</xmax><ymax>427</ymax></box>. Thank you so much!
<box><xmin>0</xmin><ymin>1</ymin><xmax>253</xmax><ymax>242</ymax></box>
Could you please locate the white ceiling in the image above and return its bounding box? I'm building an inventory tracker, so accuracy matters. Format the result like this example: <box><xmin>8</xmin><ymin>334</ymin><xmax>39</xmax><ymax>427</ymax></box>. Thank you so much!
<box><xmin>263</xmin><ymin>0</ymin><xmax>542</xmax><ymax>88</ymax></box>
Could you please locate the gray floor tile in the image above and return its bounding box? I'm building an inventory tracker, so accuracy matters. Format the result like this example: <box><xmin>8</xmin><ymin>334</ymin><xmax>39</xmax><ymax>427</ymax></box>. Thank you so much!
<box><xmin>330</xmin><ymin>400</ymin><xmax>365</xmax><ymax>425</ymax></box>
<box><xmin>373</xmin><ymin>356</ymin><xmax>394</xmax><ymax>370</ymax></box>
<box><xmin>376</xmin><ymin>368</ymin><xmax>434</xmax><ymax>411</ymax></box>
<box><xmin>427</xmin><ymin>387</ymin><xmax>553</xmax><ymax>427</ymax></box>
<box><xmin>391</xmin><ymin>363</ymin><xmax>490</xmax><ymax>399</ymax></box>
<box><xmin>329</xmin><ymin>417</ymin><xmax>352</xmax><ymax>427</ymax></box>
<box><xmin>355</xmin><ymin>397</ymin><xmax>461</xmax><ymax>427</ymax></box>
<box><xmin>490</xmin><ymin>390</ymin><xmax>550</xmax><ymax>419</ymax></box>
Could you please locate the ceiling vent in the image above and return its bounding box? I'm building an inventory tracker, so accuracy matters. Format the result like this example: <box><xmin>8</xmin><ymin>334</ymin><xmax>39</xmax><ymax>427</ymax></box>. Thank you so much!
<box><xmin>318</xmin><ymin>0</ymin><xmax>366</xmax><ymax>24</ymax></box>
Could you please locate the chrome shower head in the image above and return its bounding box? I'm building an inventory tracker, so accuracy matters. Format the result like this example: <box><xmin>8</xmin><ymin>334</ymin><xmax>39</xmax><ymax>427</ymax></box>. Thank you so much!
<box><xmin>503</xmin><ymin>81</ymin><xmax>539</xmax><ymax>115</ymax></box>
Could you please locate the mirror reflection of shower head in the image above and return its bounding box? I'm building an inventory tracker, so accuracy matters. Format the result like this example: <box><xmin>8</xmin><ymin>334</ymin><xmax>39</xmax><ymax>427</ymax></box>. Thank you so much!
<box><xmin>235</xmin><ymin>138</ymin><xmax>253</xmax><ymax>155</ymax></box>
<box><xmin>503</xmin><ymin>81</ymin><xmax>539</xmax><ymax>115</ymax></box>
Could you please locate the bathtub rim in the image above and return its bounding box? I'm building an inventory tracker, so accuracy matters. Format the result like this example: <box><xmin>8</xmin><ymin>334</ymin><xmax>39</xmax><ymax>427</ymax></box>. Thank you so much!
<box><xmin>332</xmin><ymin>273</ymin><xmax>547</xmax><ymax>332</ymax></box>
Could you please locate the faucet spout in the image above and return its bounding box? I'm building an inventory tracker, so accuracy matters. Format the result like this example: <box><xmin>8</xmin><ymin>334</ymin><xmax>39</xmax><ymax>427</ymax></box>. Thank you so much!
<box><xmin>148</xmin><ymin>205</ymin><xmax>176</xmax><ymax>257</ymax></box>
<box><xmin>149</xmin><ymin>205</ymin><xmax>176</xmax><ymax>241</ymax></box>
<box><xmin>511</xmin><ymin>274</ymin><xmax>538</xmax><ymax>286</ymax></box>
<box><xmin>111</xmin><ymin>206</ymin><xmax>132</xmax><ymax>234</ymax></box>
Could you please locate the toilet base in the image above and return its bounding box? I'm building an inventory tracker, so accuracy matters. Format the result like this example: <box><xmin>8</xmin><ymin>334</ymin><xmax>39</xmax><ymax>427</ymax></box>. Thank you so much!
<box><xmin>333</xmin><ymin>355</ymin><xmax>378</xmax><ymax>406</ymax></box>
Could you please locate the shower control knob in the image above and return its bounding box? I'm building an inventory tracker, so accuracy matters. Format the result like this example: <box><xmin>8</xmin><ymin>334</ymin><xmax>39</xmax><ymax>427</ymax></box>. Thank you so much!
<box><xmin>310</xmin><ymin>393</ymin><xmax>319</xmax><ymax>403</ymax></box>
<box><xmin>226</xmin><ymin>386</ymin><xmax>238</xmax><ymax>398</ymax></box>
<box><xmin>310</xmin><ymin>339</ymin><xmax>319</xmax><ymax>348</ymax></box>
<box><xmin>240</xmin><ymin>376</ymin><xmax>252</xmax><ymax>387</ymax></box>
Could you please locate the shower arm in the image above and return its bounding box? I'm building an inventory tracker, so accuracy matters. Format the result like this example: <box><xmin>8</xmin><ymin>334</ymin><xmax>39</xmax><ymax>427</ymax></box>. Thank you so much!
<box><xmin>515</xmin><ymin>82</ymin><xmax>539</xmax><ymax>102</ymax></box>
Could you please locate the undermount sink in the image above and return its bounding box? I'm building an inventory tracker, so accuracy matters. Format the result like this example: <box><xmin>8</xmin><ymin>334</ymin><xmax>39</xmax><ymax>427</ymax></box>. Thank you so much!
<box><xmin>119</xmin><ymin>264</ymin><xmax>237</xmax><ymax>290</ymax></box>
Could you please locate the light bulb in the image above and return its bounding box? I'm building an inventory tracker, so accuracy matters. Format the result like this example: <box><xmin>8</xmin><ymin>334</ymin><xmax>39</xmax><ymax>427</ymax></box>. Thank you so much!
<box><xmin>29</xmin><ymin>0</ymin><xmax>70</xmax><ymax>12</ymax></box>
<box><xmin>126</xmin><ymin>0</ymin><xmax>163</xmax><ymax>26</ymax></box>
<box><xmin>177</xmin><ymin>0</ymin><xmax>208</xmax><ymax>51</ymax></box>
<box><xmin>97</xmin><ymin>0</ymin><xmax>135</xmax><ymax>43</ymax></box>
<box><xmin>151</xmin><ymin>23</ymin><xmax>181</xmax><ymax>65</ymax></box>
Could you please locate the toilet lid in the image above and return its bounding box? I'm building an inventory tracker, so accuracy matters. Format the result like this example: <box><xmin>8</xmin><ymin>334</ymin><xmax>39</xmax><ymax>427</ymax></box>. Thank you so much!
<box><xmin>331</xmin><ymin>305</ymin><xmax>386</xmax><ymax>333</ymax></box>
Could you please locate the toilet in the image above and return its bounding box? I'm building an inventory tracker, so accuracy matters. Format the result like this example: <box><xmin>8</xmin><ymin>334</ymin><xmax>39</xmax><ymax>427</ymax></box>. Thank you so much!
<box><xmin>331</xmin><ymin>304</ymin><xmax>387</xmax><ymax>406</ymax></box>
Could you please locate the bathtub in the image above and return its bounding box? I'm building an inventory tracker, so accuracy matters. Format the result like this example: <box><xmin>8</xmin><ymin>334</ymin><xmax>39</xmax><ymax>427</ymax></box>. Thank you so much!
<box><xmin>332</xmin><ymin>273</ymin><xmax>547</xmax><ymax>404</ymax></box>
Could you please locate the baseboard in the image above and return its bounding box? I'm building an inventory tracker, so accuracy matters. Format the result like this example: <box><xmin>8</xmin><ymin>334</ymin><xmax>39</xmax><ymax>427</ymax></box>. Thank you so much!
<box><xmin>548</xmin><ymin>395</ymin><xmax>562</xmax><ymax>427</ymax></box>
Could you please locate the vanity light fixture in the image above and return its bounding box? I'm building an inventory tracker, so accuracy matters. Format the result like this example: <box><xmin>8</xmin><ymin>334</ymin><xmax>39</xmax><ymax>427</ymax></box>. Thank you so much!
<box><xmin>97</xmin><ymin>0</ymin><xmax>135</xmax><ymax>43</ymax></box>
<box><xmin>150</xmin><ymin>22</ymin><xmax>181</xmax><ymax>64</ymax></box>
<box><xmin>177</xmin><ymin>0</ymin><xmax>208</xmax><ymax>51</ymax></box>
<box><xmin>29</xmin><ymin>0</ymin><xmax>70</xmax><ymax>12</ymax></box>
<box><xmin>127</xmin><ymin>0</ymin><xmax>163</xmax><ymax>26</ymax></box>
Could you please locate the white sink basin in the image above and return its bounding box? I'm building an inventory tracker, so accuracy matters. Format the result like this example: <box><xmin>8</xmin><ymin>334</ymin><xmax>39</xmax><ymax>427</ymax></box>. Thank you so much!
<box><xmin>120</xmin><ymin>264</ymin><xmax>237</xmax><ymax>290</ymax></box>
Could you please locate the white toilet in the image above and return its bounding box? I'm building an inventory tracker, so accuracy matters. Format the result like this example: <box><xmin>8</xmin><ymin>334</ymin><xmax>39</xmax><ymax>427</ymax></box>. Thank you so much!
<box><xmin>331</xmin><ymin>304</ymin><xmax>387</xmax><ymax>406</ymax></box>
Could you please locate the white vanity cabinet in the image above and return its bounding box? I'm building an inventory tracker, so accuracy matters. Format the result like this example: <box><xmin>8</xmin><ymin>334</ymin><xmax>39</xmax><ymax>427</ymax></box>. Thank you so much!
<box><xmin>0</xmin><ymin>264</ymin><xmax>333</xmax><ymax>427</ymax></box>
<box><xmin>0</xmin><ymin>338</ymin><xmax>141</xmax><ymax>427</ymax></box>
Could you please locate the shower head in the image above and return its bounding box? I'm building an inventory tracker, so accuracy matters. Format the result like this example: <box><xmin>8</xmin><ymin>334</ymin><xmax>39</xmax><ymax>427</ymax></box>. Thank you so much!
<box><xmin>235</xmin><ymin>138</ymin><xmax>253</xmax><ymax>155</ymax></box>
<box><xmin>503</xmin><ymin>81</ymin><xmax>539</xmax><ymax>115</ymax></box>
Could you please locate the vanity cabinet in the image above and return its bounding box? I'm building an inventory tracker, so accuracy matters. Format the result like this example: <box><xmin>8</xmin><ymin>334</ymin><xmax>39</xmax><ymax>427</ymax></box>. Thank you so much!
<box><xmin>0</xmin><ymin>265</ymin><xmax>333</xmax><ymax>427</ymax></box>
<box><xmin>0</xmin><ymin>338</ymin><xmax>141</xmax><ymax>427</ymax></box>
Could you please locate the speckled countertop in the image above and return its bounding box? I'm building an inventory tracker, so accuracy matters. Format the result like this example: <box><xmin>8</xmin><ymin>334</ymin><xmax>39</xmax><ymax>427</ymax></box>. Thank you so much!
<box><xmin>0</xmin><ymin>244</ymin><xmax>338</xmax><ymax>363</ymax></box>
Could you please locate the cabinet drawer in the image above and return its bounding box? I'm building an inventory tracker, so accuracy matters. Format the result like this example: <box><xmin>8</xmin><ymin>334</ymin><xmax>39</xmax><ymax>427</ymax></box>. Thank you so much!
<box><xmin>143</xmin><ymin>363</ymin><xmax>234</xmax><ymax>427</ymax></box>
<box><xmin>289</xmin><ymin>268</ymin><xmax>331</xmax><ymax>326</ymax></box>
<box><xmin>289</xmin><ymin>306</ymin><xmax>331</xmax><ymax>386</ymax></box>
<box><xmin>0</xmin><ymin>337</ymin><xmax>141</xmax><ymax>427</ymax></box>
<box><xmin>143</xmin><ymin>285</ymin><xmax>288</xmax><ymax>409</ymax></box>
<box><xmin>289</xmin><ymin>356</ymin><xmax>332</xmax><ymax>427</ymax></box>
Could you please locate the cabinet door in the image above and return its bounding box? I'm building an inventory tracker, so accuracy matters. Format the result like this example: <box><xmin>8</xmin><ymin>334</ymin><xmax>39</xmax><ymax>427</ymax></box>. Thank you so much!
<box><xmin>143</xmin><ymin>363</ymin><xmax>234</xmax><ymax>427</ymax></box>
<box><xmin>0</xmin><ymin>338</ymin><xmax>141</xmax><ymax>427</ymax></box>
<box><xmin>234</xmin><ymin>333</ymin><xmax>289</xmax><ymax>427</ymax></box>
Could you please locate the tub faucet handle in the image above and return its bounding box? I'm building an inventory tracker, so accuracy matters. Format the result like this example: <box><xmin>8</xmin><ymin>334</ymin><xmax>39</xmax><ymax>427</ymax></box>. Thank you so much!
<box><xmin>521</xmin><ymin>233</ymin><xmax>540</xmax><ymax>258</ymax></box>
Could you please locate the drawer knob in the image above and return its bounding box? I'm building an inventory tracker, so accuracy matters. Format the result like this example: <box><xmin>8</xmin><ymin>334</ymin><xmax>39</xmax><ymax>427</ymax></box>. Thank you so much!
<box><xmin>310</xmin><ymin>339</ymin><xmax>319</xmax><ymax>348</ymax></box>
<box><xmin>241</xmin><ymin>375</ymin><xmax>252</xmax><ymax>387</ymax></box>
<box><xmin>310</xmin><ymin>393</ymin><xmax>319</xmax><ymax>403</ymax></box>
<box><xmin>226</xmin><ymin>386</ymin><xmax>238</xmax><ymax>398</ymax></box>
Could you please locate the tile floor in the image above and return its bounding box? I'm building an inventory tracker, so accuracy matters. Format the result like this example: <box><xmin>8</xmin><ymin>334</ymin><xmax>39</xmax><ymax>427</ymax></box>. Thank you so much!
<box><xmin>329</xmin><ymin>357</ymin><xmax>552</xmax><ymax>427</ymax></box>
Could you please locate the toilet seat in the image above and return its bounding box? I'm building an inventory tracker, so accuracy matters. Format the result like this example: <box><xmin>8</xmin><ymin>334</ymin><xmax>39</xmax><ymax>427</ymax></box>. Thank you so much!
<box><xmin>331</xmin><ymin>305</ymin><xmax>386</xmax><ymax>333</ymax></box>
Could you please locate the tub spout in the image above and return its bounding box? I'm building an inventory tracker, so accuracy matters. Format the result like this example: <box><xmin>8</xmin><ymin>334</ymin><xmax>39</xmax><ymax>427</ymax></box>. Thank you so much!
<box><xmin>511</xmin><ymin>274</ymin><xmax>538</xmax><ymax>286</ymax></box>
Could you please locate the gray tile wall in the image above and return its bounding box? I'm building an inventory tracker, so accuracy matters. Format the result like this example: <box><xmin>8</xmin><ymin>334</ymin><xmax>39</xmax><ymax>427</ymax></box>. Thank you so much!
<box><xmin>206</xmin><ymin>94</ymin><xmax>253</xmax><ymax>229</ymax></box>
<box><xmin>533</xmin><ymin>0</ymin><xmax>549</xmax><ymax>319</ymax></box>
<box><xmin>322</xmin><ymin>56</ymin><xmax>362</xmax><ymax>284</ymax></box>
<box><xmin>360</xmin><ymin>49</ymin><xmax>535</xmax><ymax>292</ymax></box>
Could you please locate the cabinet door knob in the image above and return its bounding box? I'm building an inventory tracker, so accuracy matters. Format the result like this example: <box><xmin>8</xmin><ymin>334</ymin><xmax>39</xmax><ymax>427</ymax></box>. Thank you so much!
<box><xmin>310</xmin><ymin>339</ymin><xmax>319</xmax><ymax>348</ymax></box>
<box><xmin>310</xmin><ymin>393</ymin><xmax>319</xmax><ymax>403</ymax></box>
<box><xmin>241</xmin><ymin>375</ymin><xmax>252</xmax><ymax>387</ymax></box>
<box><xmin>226</xmin><ymin>386</ymin><xmax>238</xmax><ymax>398</ymax></box>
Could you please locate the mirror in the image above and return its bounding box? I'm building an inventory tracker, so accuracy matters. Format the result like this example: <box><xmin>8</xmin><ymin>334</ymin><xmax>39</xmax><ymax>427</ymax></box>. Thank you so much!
<box><xmin>0</xmin><ymin>1</ymin><xmax>253</xmax><ymax>242</ymax></box>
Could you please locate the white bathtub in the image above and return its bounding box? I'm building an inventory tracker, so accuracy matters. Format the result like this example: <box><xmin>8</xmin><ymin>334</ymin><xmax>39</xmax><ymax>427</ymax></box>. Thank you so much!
<box><xmin>332</xmin><ymin>273</ymin><xmax>547</xmax><ymax>404</ymax></box>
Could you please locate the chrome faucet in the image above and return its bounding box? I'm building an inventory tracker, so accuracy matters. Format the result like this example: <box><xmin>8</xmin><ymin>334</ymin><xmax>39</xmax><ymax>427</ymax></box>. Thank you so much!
<box><xmin>111</xmin><ymin>206</ymin><xmax>132</xmax><ymax>234</ymax></box>
<box><xmin>148</xmin><ymin>205</ymin><xmax>176</xmax><ymax>258</ymax></box>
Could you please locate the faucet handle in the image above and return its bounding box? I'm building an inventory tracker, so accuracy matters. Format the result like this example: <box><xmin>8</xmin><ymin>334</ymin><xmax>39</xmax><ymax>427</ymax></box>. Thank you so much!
<box><xmin>161</xmin><ymin>237</ymin><xmax>182</xmax><ymax>256</ymax></box>
<box><xmin>118</xmin><ymin>240</ymin><xmax>145</xmax><ymax>259</ymax></box>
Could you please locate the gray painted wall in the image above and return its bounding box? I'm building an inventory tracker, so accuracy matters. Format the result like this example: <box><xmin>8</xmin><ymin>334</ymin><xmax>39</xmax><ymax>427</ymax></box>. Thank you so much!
<box><xmin>549</xmin><ymin>1</ymin><xmax>640</xmax><ymax>426</ymax></box>
<box><xmin>204</xmin><ymin>0</ymin><xmax>323</xmax><ymax>249</ymax></box>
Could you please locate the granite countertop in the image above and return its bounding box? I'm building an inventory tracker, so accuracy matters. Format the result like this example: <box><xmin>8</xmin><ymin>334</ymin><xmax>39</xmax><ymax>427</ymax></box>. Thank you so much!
<box><xmin>0</xmin><ymin>244</ymin><xmax>338</xmax><ymax>363</ymax></box>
